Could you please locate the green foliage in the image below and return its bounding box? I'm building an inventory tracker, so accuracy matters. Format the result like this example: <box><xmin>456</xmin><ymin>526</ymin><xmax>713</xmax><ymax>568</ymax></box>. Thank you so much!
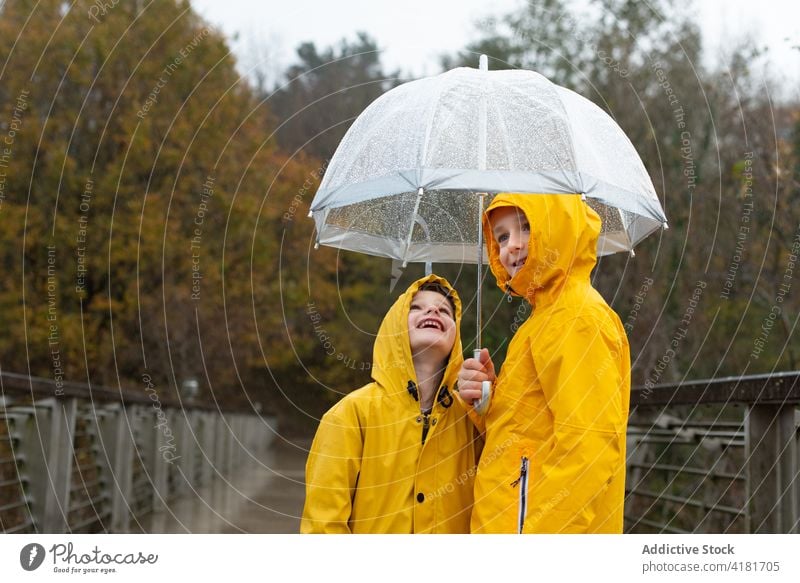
<box><xmin>441</xmin><ymin>0</ymin><xmax>583</xmax><ymax>87</ymax></box>
<box><xmin>267</xmin><ymin>31</ymin><xmax>402</xmax><ymax>161</ymax></box>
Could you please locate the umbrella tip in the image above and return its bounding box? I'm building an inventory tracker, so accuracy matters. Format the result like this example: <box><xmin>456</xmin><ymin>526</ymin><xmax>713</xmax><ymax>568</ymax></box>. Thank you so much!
<box><xmin>479</xmin><ymin>54</ymin><xmax>488</xmax><ymax>71</ymax></box>
<box><xmin>662</xmin><ymin>221</ymin><xmax>669</xmax><ymax>231</ymax></box>
<box><xmin>629</xmin><ymin>249</ymin><xmax>636</xmax><ymax>258</ymax></box>
<box><xmin>308</xmin><ymin>210</ymin><xmax>313</xmax><ymax>218</ymax></box>
<box><xmin>314</xmin><ymin>242</ymin><xmax>320</xmax><ymax>250</ymax></box>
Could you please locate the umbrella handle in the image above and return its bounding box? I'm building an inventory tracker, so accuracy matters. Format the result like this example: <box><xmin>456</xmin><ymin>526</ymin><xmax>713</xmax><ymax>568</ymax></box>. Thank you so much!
<box><xmin>472</xmin><ymin>348</ymin><xmax>492</xmax><ymax>415</ymax></box>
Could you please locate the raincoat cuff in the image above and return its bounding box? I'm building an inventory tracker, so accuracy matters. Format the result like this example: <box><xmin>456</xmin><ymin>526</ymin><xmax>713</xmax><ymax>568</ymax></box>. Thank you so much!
<box><xmin>453</xmin><ymin>384</ymin><xmax>487</xmax><ymax>433</ymax></box>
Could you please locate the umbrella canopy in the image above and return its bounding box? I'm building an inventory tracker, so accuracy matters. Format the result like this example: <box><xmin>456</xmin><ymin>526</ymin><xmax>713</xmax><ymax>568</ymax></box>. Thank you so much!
<box><xmin>310</xmin><ymin>58</ymin><xmax>667</xmax><ymax>264</ymax></box>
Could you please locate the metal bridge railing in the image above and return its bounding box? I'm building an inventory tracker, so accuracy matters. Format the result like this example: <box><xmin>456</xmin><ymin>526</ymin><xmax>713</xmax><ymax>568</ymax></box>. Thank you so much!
<box><xmin>625</xmin><ymin>371</ymin><xmax>800</xmax><ymax>533</ymax></box>
<box><xmin>0</xmin><ymin>371</ymin><xmax>274</xmax><ymax>533</ymax></box>
<box><xmin>7</xmin><ymin>369</ymin><xmax>795</xmax><ymax>534</ymax></box>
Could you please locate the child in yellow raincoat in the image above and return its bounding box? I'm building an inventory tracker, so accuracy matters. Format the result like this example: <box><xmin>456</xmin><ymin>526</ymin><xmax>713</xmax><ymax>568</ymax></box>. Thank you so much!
<box><xmin>301</xmin><ymin>275</ymin><xmax>480</xmax><ymax>533</ymax></box>
<box><xmin>457</xmin><ymin>193</ymin><xmax>631</xmax><ymax>534</ymax></box>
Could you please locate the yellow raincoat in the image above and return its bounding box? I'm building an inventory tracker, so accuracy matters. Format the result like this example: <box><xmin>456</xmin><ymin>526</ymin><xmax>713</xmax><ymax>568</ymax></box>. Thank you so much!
<box><xmin>301</xmin><ymin>275</ymin><xmax>479</xmax><ymax>533</ymax></box>
<box><xmin>470</xmin><ymin>193</ymin><xmax>631</xmax><ymax>534</ymax></box>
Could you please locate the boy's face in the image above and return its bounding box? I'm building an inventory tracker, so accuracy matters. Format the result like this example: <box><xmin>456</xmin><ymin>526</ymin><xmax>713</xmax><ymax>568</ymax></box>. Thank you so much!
<box><xmin>490</xmin><ymin>206</ymin><xmax>530</xmax><ymax>277</ymax></box>
<box><xmin>407</xmin><ymin>290</ymin><xmax>456</xmax><ymax>360</ymax></box>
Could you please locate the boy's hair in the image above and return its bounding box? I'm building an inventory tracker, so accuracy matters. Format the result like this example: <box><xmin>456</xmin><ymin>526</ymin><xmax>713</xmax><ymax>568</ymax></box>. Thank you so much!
<box><xmin>417</xmin><ymin>281</ymin><xmax>457</xmax><ymax>314</ymax></box>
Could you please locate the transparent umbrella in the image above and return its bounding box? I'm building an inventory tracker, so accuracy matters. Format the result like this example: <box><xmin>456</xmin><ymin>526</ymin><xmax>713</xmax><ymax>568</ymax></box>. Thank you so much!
<box><xmin>309</xmin><ymin>55</ymin><xmax>667</xmax><ymax>409</ymax></box>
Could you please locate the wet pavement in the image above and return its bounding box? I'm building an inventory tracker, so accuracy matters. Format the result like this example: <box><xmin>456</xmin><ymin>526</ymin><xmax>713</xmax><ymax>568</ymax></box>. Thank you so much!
<box><xmin>141</xmin><ymin>438</ymin><xmax>309</xmax><ymax>533</ymax></box>
<box><xmin>221</xmin><ymin>438</ymin><xmax>309</xmax><ymax>533</ymax></box>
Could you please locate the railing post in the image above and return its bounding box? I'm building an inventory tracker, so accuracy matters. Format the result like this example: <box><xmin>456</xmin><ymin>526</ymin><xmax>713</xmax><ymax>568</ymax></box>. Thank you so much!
<box><xmin>200</xmin><ymin>412</ymin><xmax>214</xmax><ymax>486</ymax></box>
<box><xmin>134</xmin><ymin>404</ymin><xmax>155</xmax><ymax>518</ymax></box>
<box><xmin>176</xmin><ymin>409</ymin><xmax>192</xmax><ymax>496</ymax></box>
<box><xmin>103</xmin><ymin>403</ymin><xmax>135</xmax><ymax>533</ymax></box>
<box><xmin>263</xmin><ymin>415</ymin><xmax>277</xmax><ymax>453</ymax></box>
<box><xmin>243</xmin><ymin>415</ymin><xmax>253</xmax><ymax>462</ymax></box>
<box><xmin>225</xmin><ymin>413</ymin><xmax>234</xmax><ymax>480</ymax></box>
<box><xmin>41</xmin><ymin>398</ymin><xmax>77</xmax><ymax>533</ymax></box>
<box><xmin>795</xmin><ymin>409</ymin><xmax>800</xmax><ymax>533</ymax></box>
<box><xmin>746</xmin><ymin>404</ymin><xmax>799</xmax><ymax>532</ymax></box>
<box><xmin>151</xmin><ymin>407</ymin><xmax>170</xmax><ymax>512</ymax></box>
<box><xmin>12</xmin><ymin>407</ymin><xmax>44</xmax><ymax>532</ymax></box>
<box><xmin>232</xmin><ymin>414</ymin><xmax>242</xmax><ymax>475</ymax></box>
<box><xmin>228</xmin><ymin>414</ymin><xmax>236</xmax><ymax>475</ymax></box>
<box><xmin>184</xmin><ymin>409</ymin><xmax>200</xmax><ymax>490</ymax></box>
<box><xmin>249</xmin><ymin>416</ymin><xmax>257</xmax><ymax>461</ymax></box>
<box><xmin>244</xmin><ymin>416</ymin><xmax>252</xmax><ymax>463</ymax></box>
<box><xmin>214</xmin><ymin>413</ymin><xmax>224</xmax><ymax>480</ymax></box>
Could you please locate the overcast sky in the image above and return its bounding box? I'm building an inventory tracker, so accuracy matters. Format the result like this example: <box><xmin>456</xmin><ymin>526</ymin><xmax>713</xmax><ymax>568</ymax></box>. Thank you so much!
<box><xmin>190</xmin><ymin>0</ymin><xmax>799</xmax><ymax>91</ymax></box>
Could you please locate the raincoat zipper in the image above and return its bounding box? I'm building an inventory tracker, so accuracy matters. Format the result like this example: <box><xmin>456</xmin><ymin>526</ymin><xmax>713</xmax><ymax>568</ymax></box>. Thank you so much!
<box><xmin>421</xmin><ymin>411</ymin><xmax>431</xmax><ymax>444</ymax></box>
<box><xmin>510</xmin><ymin>456</ymin><xmax>529</xmax><ymax>534</ymax></box>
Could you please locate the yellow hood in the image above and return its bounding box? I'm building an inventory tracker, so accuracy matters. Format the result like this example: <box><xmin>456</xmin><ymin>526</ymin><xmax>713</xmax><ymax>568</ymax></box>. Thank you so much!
<box><xmin>371</xmin><ymin>274</ymin><xmax>463</xmax><ymax>397</ymax></box>
<box><xmin>483</xmin><ymin>193</ymin><xmax>602</xmax><ymax>307</ymax></box>
<box><xmin>301</xmin><ymin>275</ymin><xmax>477</xmax><ymax>533</ymax></box>
<box><xmin>471</xmin><ymin>193</ymin><xmax>630</xmax><ymax>534</ymax></box>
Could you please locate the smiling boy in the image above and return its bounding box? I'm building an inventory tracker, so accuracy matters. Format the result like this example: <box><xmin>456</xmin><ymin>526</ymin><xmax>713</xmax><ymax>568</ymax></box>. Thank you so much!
<box><xmin>301</xmin><ymin>275</ymin><xmax>480</xmax><ymax>533</ymax></box>
<box><xmin>457</xmin><ymin>193</ymin><xmax>631</xmax><ymax>534</ymax></box>
<box><xmin>491</xmin><ymin>205</ymin><xmax>531</xmax><ymax>277</ymax></box>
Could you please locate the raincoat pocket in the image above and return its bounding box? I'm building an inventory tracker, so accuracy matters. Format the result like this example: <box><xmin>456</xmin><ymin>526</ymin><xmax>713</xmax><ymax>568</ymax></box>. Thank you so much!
<box><xmin>510</xmin><ymin>456</ymin><xmax>530</xmax><ymax>534</ymax></box>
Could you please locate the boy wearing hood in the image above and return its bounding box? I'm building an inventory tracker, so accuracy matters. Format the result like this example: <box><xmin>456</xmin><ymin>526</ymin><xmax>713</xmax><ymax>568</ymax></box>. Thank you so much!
<box><xmin>457</xmin><ymin>194</ymin><xmax>631</xmax><ymax>534</ymax></box>
<box><xmin>301</xmin><ymin>275</ymin><xmax>479</xmax><ymax>533</ymax></box>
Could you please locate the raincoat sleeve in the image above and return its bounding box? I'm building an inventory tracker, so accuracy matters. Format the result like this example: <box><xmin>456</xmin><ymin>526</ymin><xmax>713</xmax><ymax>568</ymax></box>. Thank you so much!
<box><xmin>300</xmin><ymin>399</ymin><xmax>363</xmax><ymax>533</ymax></box>
<box><xmin>454</xmin><ymin>390</ymin><xmax>487</xmax><ymax>434</ymax></box>
<box><xmin>523</xmin><ymin>316</ymin><xmax>627</xmax><ymax>534</ymax></box>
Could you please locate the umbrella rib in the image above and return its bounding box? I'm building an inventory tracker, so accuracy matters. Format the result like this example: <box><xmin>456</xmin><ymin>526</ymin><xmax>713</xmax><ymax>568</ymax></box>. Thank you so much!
<box><xmin>488</xmin><ymin>85</ymin><xmax>514</xmax><ymax>168</ymax></box>
<box><xmin>478</xmin><ymin>79</ymin><xmax>487</xmax><ymax>171</ymax></box>
<box><xmin>419</xmin><ymin>77</ymin><xmax>445</xmax><ymax>168</ymax></box>
<box><xmin>401</xmin><ymin>187</ymin><xmax>424</xmax><ymax>267</ymax></box>
<box><xmin>553</xmin><ymin>86</ymin><xmax>584</xmax><ymax>193</ymax></box>
<box><xmin>619</xmin><ymin>207</ymin><xmax>634</xmax><ymax>251</ymax></box>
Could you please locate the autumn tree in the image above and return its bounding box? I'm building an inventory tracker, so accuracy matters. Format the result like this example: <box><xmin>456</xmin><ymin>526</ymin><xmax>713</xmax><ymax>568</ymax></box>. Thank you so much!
<box><xmin>0</xmin><ymin>0</ymin><xmax>386</xmax><ymax>431</ymax></box>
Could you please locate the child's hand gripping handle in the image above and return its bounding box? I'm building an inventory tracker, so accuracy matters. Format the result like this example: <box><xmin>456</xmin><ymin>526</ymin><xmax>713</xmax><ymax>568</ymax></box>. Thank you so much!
<box><xmin>472</xmin><ymin>348</ymin><xmax>492</xmax><ymax>415</ymax></box>
<box><xmin>457</xmin><ymin>348</ymin><xmax>495</xmax><ymax>415</ymax></box>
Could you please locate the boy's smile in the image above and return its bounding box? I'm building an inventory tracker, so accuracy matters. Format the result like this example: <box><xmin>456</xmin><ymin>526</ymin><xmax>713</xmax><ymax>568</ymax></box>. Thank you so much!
<box><xmin>407</xmin><ymin>290</ymin><xmax>456</xmax><ymax>360</ymax></box>
<box><xmin>510</xmin><ymin>257</ymin><xmax>527</xmax><ymax>271</ymax></box>
<box><xmin>417</xmin><ymin>317</ymin><xmax>445</xmax><ymax>331</ymax></box>
<box><xmin>489</xmin><ymin>206</ymin><xmax>531</xmax><ymax>278</ymax></box>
